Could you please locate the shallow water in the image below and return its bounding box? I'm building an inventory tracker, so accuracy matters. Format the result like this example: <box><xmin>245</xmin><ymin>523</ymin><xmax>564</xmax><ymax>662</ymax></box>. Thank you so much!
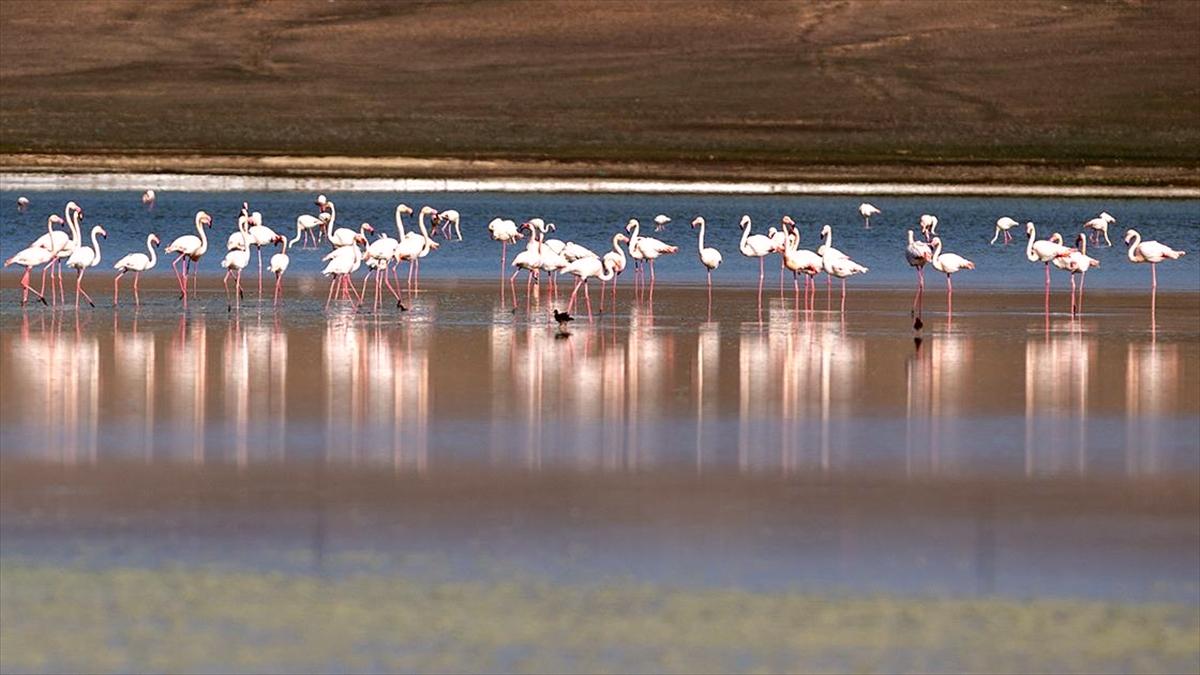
<box><xmin>2</xmin><ymin>190</ymin><xmax>1198</xmax><ymax>289</ymax></box>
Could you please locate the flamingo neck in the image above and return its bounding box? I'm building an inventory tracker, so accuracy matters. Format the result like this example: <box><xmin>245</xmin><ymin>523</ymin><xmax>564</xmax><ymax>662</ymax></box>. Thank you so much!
<box><xmin>610</xmin><ymin>233</ymin><xmax>626</xmax><ymax>260</ymax></box>
<box><xmin>697</xmin><ymin>221</ymin><xmax>707</xmax><ymax>251</ymax></box>
<box><xmin>739</xmin><ymin>221</ymin><xmax>752</xmax><ymax>254</ymax></box>
<box><xmin>395</xmin><ymin>207</ymin><xmax>407</xmax><ymax>238</ymax></box>
<box><xmin>90</xmin><ymin>227</ymin><xmax>102</xmax><ymax>265</ymax></box>
<box><xmin>1025</xmin><ymin>226</ymin><xmax>1038</xmax><ymax>262</ymax></box>
<box><xmin>627</xmin><ymin>221</ymin><xmax>640</xmax><ymax>249</ymax></box>
<box><xmin>146</xmin><ymin>235</ymin><xmax>157</xmax><ymax>268</ymax></box>
<box><xmin>325</xmin><ymin>202</ymin><xmax>337</xmax><ymax>229</ymax></box>
<box><xmin>417</xmin><ymin>211</ymin><xmax>432</xmax><ymax>255</ymax></box>
<box><xmin>597</xmin><ymin>259</ymin><xmax>615</xmax><ymax>281</ymax></box>
<box><xmin>69</xmin><ymin>209</ymin><xmax>82</xmax><ymax>247</ymax></box>
<box><xmin>1126</xmin><ymin>231</ymin><xmax>1140</xmax><ymax>262</ymax></box>
<box><xmin>932</xmin><ymin>239</ymin><xmax>942</xmax><ymax>263</ymax></box>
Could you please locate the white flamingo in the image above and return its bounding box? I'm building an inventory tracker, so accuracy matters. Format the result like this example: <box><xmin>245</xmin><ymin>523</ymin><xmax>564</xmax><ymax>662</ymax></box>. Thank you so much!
<box><xmin>488</xmin><ymin>217</ymin><xmax>523</xmax><ymax>277</ymax></box>
<box><xmin>1053</xmin><ymin>233</ymin><xmax>1100</xmax><ymax>315</ymax></box>
<box><xmin>321</xmin><ymin>243</ymin><xmax>363</xmax><ymax>308</ymax></box>
<box><xmin>653</xmin><ymin>214</ymin><xmax>671</xmax><ymax>232</ymax></box>
<box><xmin>142</xmin><ymin>189</ymin><xmax>156</xmax><ymax>209</ymax></box>
<box><xmin>600</xmin><ymin>232</ymin><xmax>629</xmax><ymax>308</ymax></box>
<box><xmin>690</xmin><ymin>217</ymin><xmax>723</xmax><ymax>290</ymax></box>
<box><xmin>220</xmin><ymin>217</ymin><xmax>252</xmax><ymax>311</ymax></box>
<box><xmin>905</xmin><ymin>229</ymin><xmax>934</xmax><ymax>314</ymax></box>
<box><xmin>328</xmin><ymin>220</ymin><xmax>373</xmax><ymax>249</ymax></box>
<box><xmin>919</xmin><ymin>214</ymin><xmax>939</xmax><ymax>241</ymax></box>
<box><xmin>39</xmin><ymin>202</ymin><xmax>82</xmax><ymax>304</ymax></box>
<box><xmin>27</xmin><ymin>213</ymin><xmax>68</xmax><ymax>303</ymax></box>
<box><xmin>269</xmin><ymin>235</ymin><xmax>290</xmax><ymax>305</ymax></box>
<box><xmin>164</xmin><ymin>210</ymin><xmax>213</xmax><ymax>303</ymax></box>
<box><xmin>435</xmin><ymin>209</ymin><xmax>462</xmax><ymax>241</ymax></box>
<box><xmin>535</xmin><ymin>221</ymin><xmax>570</xmax><ymax>294</ymax></box>
<box><xmin>816</xmin><ymin>224</ymin><xmax>848</xmax><ymax>297</ymax></box>
<box><xmin>738</xmin><ymin>215</ymin><xmax>776</xmax><ymax>308</ymax></box>
<box><xmin>626</xmin><ymin>218</ymin><xmax>678</xmax><ymax>288</ymax></box>
<box><xmin>4</xmin><ymin>214</ymin><xmax>62</xmax><ymax>305</ymax></box>
<box><xmin>1025</xmin><ymin>221</ymin><xmax>1073</xmax><ymax>305</ymax></box>
<box><xmin>930</xmin><ymin>236</ymin><xmax>975</xmax><ymax>315</ymax></box>
<box><xmin>822</xmin><ymin>248</ymin><xmax>868</xmax><ymax>314</ymax></box>
<box><xmin>561</xmin><ymin>241</ymin><xmax>598</xmax><ymax>262</ymax></box>
<box><xmin>113</xmin><ymin>233</ymin><xmax>160</xmax><ymax>307</ymax></box>
<box><xmin>393</xmin><ymin>206</ymin><xmax>438</xmax><ymax>290</ymax></box>
<box><xmin>16</xmin><ymin>196</ymin><xmax>30</xmax><ymax>212</ymax></box>
<box><xmin>859</xmin><ymin>202</ymin><xmax>881</xmax><ymax>229</ymax></box>
<box><xmin>67</xmin><ymin>224</ymin><xmax>107</xmax><ymax>309</ymax></box>
<box><xmin>291</xmin><ymin>195</ymin><xmax>330</xmax><ymax>248</ymax></box>
<box><xmin>1084</xmin><ymin>212</ymin><xmax>1115</xmax><ymax>247</ymax></box>
<box><xmin>1124</xmin><ymin>228</ymin><xmax>1186</xmax><ymax>294</ymax></box>
<box><xmin>991</xmin><ymin>217</ymin><xmax>1019</xmax><ymax>245</ymax></box>
<box><xmin>562</xmin><ymin>256</ymin><xmax>616</xmax><ymax>319</ymax></box>
<box><xmin>782</xmin><ymin>228</ymin><xmax>823</xmax><ymax>307</ymax></box>
<box><xmin>509</xmin><ymin>222</ymin><xmax>545</xmax><ymax>307</ymax></box>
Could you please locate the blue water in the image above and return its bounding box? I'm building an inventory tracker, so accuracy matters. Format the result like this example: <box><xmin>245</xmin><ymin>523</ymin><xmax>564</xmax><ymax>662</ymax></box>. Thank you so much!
<box><xmin>3</xmin><ymin>190</ymin><xmax>1198</xmax><ymax>290</ymax></box>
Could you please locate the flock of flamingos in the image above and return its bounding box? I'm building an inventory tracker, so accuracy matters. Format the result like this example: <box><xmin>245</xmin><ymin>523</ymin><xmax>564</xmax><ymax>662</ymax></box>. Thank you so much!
<box><xmin>4</xmin><ymin>192</ymin><xmax>1188</xmax><ymax>323</ymax></box>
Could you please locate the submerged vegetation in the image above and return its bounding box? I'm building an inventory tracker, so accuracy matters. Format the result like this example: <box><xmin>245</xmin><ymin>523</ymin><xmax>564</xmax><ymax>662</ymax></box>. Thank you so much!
<box><xmin>2</xmin><ymin>562</ymin><xmax>1196</xmax><ymax>673</ymax></box>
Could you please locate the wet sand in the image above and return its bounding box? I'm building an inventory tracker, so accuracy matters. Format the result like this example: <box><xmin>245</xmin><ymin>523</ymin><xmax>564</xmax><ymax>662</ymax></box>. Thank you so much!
<box><xmin>2</xmin><ymin>280</ymin><xmax>1198</xmax><ymax>672</ymax></box>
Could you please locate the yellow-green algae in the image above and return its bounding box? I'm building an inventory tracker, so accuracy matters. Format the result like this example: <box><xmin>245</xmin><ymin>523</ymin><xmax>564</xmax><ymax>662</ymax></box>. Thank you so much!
<box><xmin>1</xmin><ymin>563</ymin><xmax>1197</xmax><ymax>674</ymax></box>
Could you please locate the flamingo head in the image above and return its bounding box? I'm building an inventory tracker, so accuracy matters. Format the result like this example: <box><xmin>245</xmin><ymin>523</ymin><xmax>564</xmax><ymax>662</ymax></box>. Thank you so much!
<box><xmin>49</xmin><ymin>214</ymin><xmax>64</xmax><ymax>225</ymax></box>
<box><xmin>1124</xmin><ymin>229</ymin><xmax>1137</xmax><ymax>244</ymax></box>
<box><xmin>397</xmin><ymin>203</ymin><xmax>414</xmax><ymax>215</ymax></box>
<box><xmin>548</xmin><ymin>223</ymin><xmax>557</xmax><ymax>232</ymax></box>
<box><xmin>690</xmin><ymin>216</ymin><xmax>704</xmax><ymax>229</ymax></box>
<box><xmin>624</xmin><ymin>218</ymin><xmax>639</xmax><ymax>232</ymax></box>
<box><xmin>97</xmin><ymin>227</ymin><xmax>108</xmax><ymax>239</ymax></box>
<box><xmin>616</xmin><ymin>233</ymin><xmax>629</xmax><ymax>243</ymax></box>
<box><xmin>739</xmin><ymin>215</ymin><xmax>751</xmax><ymax>229</ymax></box>
<box><xmin>1100</xmin><ymin>211</ymin><xmax>1116</xmax><ymax>224</ymax></box>
<box><xmin>199</xmin><ymin>212</ymin><xmax>213</xmax><ymax>228</ymax></box>
<box><xmin>1025</xmin><ymin>221</ymin><xmax>1035</xmax><ymax>237</ymax></box>
<box><xmin>315</xmin><ymin>194</ymin><xmax>328</xmax><ymax>207</ymax></box>
<box><xmin>420</xmin><ymin>206</ymin><xmax>438</xmax><ymax>217</ymax></box>
<box><xmin>781</xmin><ymin>215</ymin><xmax>796</xmax><ymax>229</ymax></box>
<box><xmin>820</xmin><ymin>224</ymin><xmax>831</xmax><ymax>237</ymax></box>
<box><xmin>362</xmin><ymin>222</ymin><xmax>375</xmax><ymax>234</ymax></box>
<box><xmin>149</xmin><ymin>234</ymin><xmax>161</xmax><ymax>247</ymax></box>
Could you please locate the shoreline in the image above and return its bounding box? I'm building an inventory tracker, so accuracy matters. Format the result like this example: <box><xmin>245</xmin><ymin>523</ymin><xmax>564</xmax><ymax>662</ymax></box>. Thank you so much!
<box><xmin>2</xmin><ymin>154</ymin><xmax>1199</xmax><ymax>197</ymax></box>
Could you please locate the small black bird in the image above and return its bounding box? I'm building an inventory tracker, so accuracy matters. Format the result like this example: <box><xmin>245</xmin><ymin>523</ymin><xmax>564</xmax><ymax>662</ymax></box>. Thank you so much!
<box><xmin>553</xmin><ymin>308</ymin><xmax>574</xmax><ymax>330</ymax></box>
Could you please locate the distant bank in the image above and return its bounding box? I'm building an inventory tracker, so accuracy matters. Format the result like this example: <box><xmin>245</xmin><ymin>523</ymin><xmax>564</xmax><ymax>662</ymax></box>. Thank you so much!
<box><xmin>3</xmin><ymin>172</ymin><xmax>1198</xmax><ymax>199</ymax></box>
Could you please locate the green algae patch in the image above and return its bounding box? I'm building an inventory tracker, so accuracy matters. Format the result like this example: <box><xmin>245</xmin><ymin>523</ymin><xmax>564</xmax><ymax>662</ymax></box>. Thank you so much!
<box><xmin>1</xmin><ymin>563</ymin><xmax>1197</xmax><ymax>674</ymax></box>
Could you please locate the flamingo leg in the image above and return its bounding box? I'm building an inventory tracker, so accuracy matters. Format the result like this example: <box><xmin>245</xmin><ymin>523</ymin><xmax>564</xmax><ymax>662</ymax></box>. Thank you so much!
<box><xmin>757</xmin><ymin>257</ymin><xmax>764</xmax><ymax>309</ymax></box>
<box><xmin>172</xmin><ymin>254</ymin><xmax>187</xmax><ymax>296</ymax></box>
<box><xmin>382</xmin><ymin>268</ymin><xmax>401</xmax><ymax>305</ymax></box>
<box><xmin>76</xmin><ymin>268</ymin><xmax>94</xmax><ymax>308</ymax></box>
<box><xmin>840</xmin><ymin>277</ymin><xmax>847</xmax><ymax>314</ymax></box>
<box><xmin>223</xmin><ymin>269</ymin><xmax>232</xmax><ymax>309</ymax></box>
<box><xmin>235</xmin><ymin>269</ymin><xmax>244</xmax><ymax>309</ymax></box>
<box><xmin>567</xmin><ymin>277</ymin><xmax>583</xmax><ymax>313</ymax></box>
<box><xmin>584</xmin><ymin>281</ymin><xmax>593</xmax><ymax>320</ymax></box>
<box><xmin>134</xmin><ymin>272</ymin><xmax>142</xmax><ymax>306</ymax></box>
<box><xmin>325</xmin><ymin>275</ymin><xmax>337</xmax><ymax>309</ymax></box>
<box><xmin>1043</xmin><ymin>263</ymin><xmax>1051</xmax><ymax>314</ymax></box>
<box><xmin>946</xmin><ymin>273</ymin><xmax>953</xmax><ymax>316</ymax></box>
<box><xmin>114</xmin><ymin>271</ymin><xmax>124</xmax><ymax>307</ymax></box>
<box><xmin>1070</xmin><ymin>275</ymin><xmax>1077</xmax><ymax>316</ymax></box>
<box><xmin>274</xmin><ymin>272</ymin><xmax>282</xmax><ymax>305</ymax></box>
<box><xmin>19</xmin><ymin>267</ymin><xmax>46</xmax><ymax>305</ymax></box>
<box><xmin>38</xmin><ymin>262</ymin><xmax>52</xmax><ymax>302</ymax></box>
<box><xmin>1078</xmin><ymin>273</ymin><xmax>1086</xmax><ymax>313</ymax></box>
<box><xmin>508</xmin><ymin>269</ymin><xmax>520</xmax><ymax>308</ymax></box>
<box><xmin>257</xmin><ymin>247</ymin><xmax>264</xmax><ymax>295</ymax></box>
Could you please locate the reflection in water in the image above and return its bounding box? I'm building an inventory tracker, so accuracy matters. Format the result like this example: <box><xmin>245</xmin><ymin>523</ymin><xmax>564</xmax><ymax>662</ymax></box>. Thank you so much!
<box><xmin>0</xmin><ymin>298</ymin><xmax>1195</xmax><ymax>478</ymax></box>
<box><xmin>1126</xmin><ymin>341</ymin><xmax>1180</xmax><ymax>475</ymax></box>
<box><xmin>1024</xmin><ymin>323</ymin><xmax>1095</xmax><ymax>476</ymax></box>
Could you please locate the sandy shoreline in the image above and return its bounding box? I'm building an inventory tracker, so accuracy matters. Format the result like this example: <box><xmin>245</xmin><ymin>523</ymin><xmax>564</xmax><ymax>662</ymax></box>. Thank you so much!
<box><xmin>2</xmin><ymin>155</ymin><xmax>1199</xmax><ymax>197</ymax></box>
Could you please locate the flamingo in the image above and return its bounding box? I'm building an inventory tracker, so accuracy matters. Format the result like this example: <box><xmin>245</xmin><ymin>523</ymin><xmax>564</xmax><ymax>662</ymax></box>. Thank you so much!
<box><xmin>392</xmin><ymin>206</ymin><xmax>437</xmax><ymax>290</ymax></box>
<box><xmin>1084</xmin><ymin>212</ymin><xmax>1115</xmax><ymax>247</ymax></box>
<box><xmin>782</xmin><ymin>228</ymin><xmax>823</xmax><ymax>308</ymax></box>
<box><xmin>822</xmin><ymin>248</ymin><xmax>868</xmax><ymax>314</ymax></box>
<box><xmin>329</xmin><ymin>221</ymin><xmax>374</xmax><ymax>248</ymax></box>
<box><xmin>28</xmin><ymin>213</ymin><xmax>68</xmax><ymax>303</ymax></box>
<box><xmin>164</xmin><ymin>210</ymin><xmax>213</xmax><ymax>302</ymax></box>
<box><xmin>561</xmin><ymin>256</ymin><xmax>616</xmax><ymax>319</ymax></box>
<box><xmin>509</xmin><ymin>223</ymin><xmax>544</xmax><ymax>308</ymax></box>
<box><xmin>1025</xmin><ymin>221</ymin><xmax>1073</xmax><ymax>308</ymax></box>
<box><xmin>321</xmin><ymin>243</ymin><xmax>363</xmax><ymax>308</ymax></box>
<box><xmin>40</xmin><ymin>202</ymin><xmax>82</xmax><ymax>303</ymax></box>
<box><xmin>66</xmin><ymin>224</ymin><xmax>107</xmax><ymax>309</ymax></box>
<box><xmin>771</xmin><ymin>218</ymin><xmax>791</xmax><ymax>293</ymax></box>
<box><xmin>653</xmin><ymin>214</ymin><xmax>671</xmax><ymax>232</ymax></box>
<box><xmin>488</xmin><ymin>217</ymin><xmax>523</xmax><ymax>277</ymax></box>
<box><xmin>626</xmin><ymin>218</ymin><xmax>678</xmax><ymax>289</ymax></box>
<box><xmin>905</xmin><ymin>229</ymin><xmax>934</xmax><ymax>316</ymax></box>
<box><xmin>359</xmin><ymin>209</ymin><xmax>406</xmax><ymax>309</ymax></box>
<box><xmin>929</xmin><ymin>236</ymin><xmax>975</xmax><ymax>315</ymax></box>
<box><xmin>816</xmin><ymin>224</ymin><xmax>848</xmax><ymax>299</ymax></box>
<box><xmin>435</xmin><ymin>209</ymin><xmax>462</xmax><ymax>240</ymax></box>
<box><xmin>1053</xmin><ymin>233</ymin><xmax>1100</xmax><ymax>315</ymax></box>
<box><xmin>227</xmin><ymin>210</ymin><xmax>281</xmax><ymax>295</ymax></box>
<box><xmin>4</xmin><ymin>213</ymin><xmax>61</xmax><ymax>305</ymax></box>
<box><xmin>269</xmin><ymin>235</ymin><xmax>290</xmax><ymax>305</ymax></box>
<box><xmin>859</xmin><ymin>202</ymin><xmax>881</xmax><ymax>229</ymax></box>
<box><xmin>220</xmin><ymin>216</ymin><xmax>252</xmax><ymax>311</ymax></box>
<box><xmin>16</xmin><ymin>196</ymin><xmax>30</xmax><ymax>212</ymax></box>
<box><xmin>113</xmin><ymin>233</ymin><xmax>160</xmax><ymax>307</ymax></box>
<box><xmin>142</xmin><ymin>189</ymin><xmax>156</xmax><ymax>209</ymax></box>
<box><xmin>738</xmin><ymin>215</ymin><xmax>776</xmax><ymax>308</ymax></box>
<box><xmin>919</xmin><ymin>214</ymin><xmax>939</xmax><ymax>241</ymax></box>
<box><xmin>691</xmin><ymin>217</ymin><xmax>723</xmax><ymax>292</ymax></box>
<box><xmin>600</xmin><ymin>232</ymin><xmax>629</xmax><ymax>308</ymax></box>
<box><xmin>410</xmin><ymin>206</ymin><xmax>440</xmax><ymax>290</ymax></box>
<box><xmin>991</xmin><ymin>217</ymin><xmax>1019</xmax><ymax>245</ymax></box>
<box><xmin>535</xmin><ymin>221</ymin><xmax>570</xmax><ymax>295</ymax></box>
<box><xmin>1125</xmin><ymin>228</ymin><xmax>1186</xmax><ymax>294</ymax></box>
<box><xmin>291</xmin><ymin>195</ymin><xmax>330</xmax><ymax>248</ymax></box>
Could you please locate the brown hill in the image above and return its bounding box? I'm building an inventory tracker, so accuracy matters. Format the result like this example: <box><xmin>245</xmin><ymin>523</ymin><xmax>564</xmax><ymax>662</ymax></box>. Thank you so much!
<box><xmin>1</xmin><ymin>0</ymin><xmax>1197</xmax><ymax>180</ymax></box>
